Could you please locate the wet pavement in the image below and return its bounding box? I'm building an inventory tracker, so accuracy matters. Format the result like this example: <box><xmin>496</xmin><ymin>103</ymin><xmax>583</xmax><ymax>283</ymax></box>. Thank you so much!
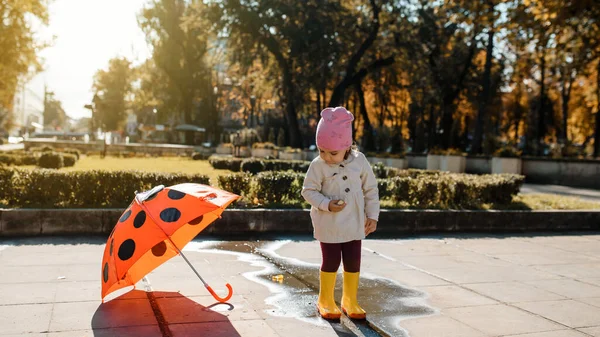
<box><xmin>2</xmin><ymin>233</ymin><xmax>600</xmax><ymax>336</ymax></box>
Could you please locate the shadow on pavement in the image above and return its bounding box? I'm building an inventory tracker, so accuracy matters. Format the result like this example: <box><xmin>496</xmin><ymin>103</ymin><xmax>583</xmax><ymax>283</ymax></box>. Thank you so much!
<box><xmin>92</xmin><ymin>290</ymin><xmax>242</xmax><ymax>337</ymax></box>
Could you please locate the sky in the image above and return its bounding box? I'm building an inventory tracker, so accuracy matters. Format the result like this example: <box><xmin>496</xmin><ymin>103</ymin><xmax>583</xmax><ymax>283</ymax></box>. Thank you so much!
<box><xmin>28</xmin><ymin>0</ymin><xmax>151</xmax><ymax>120</ymax></box>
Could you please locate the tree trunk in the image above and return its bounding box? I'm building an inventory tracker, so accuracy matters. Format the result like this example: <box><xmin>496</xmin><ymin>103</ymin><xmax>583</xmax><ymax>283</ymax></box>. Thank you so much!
<box><xmin>281</xmin><ymin>66</ymin><xmax>303</xmax><ymax>148</ymax></box>
<box><xmin>561</xmin><ymin>86</ymin><xmax>569</xmax><ymax>143</ymax></box>
<box><xmin>183</xmin><ymin>98</ymin><xmax>194</xmax><ymax>145</ymax></box>
<box><xmin>471</xmin><ymin>4</ymin><xmax>495</xmax><ymax>154</ymax></box>
<box><xmin>537</xmin><ymin>49</ymin><xmax>547</xmax><ymax>155</ymax></box>
<box><xmin>428</xmin><ymin>104</ymin><xmax>436</xmax><ymax>150</ymax></box>
<box><xmin>316</xmin><ymin>89</ymin><xmax>321</xmax><ymax>114</ymax></box>
<box><xmin>594</xmin><ymin>59</ymin><xmax>600</xmax><ymax>157</ymax></box>
<box><xmin>356</xmin><ymin>82</ymin><xmax>375</xmax><ymax>151</ymax></box>
<box><xmin>514</xmin><ymin>82</ymin><xmax>522</xmax><ymax>143</ymax></box>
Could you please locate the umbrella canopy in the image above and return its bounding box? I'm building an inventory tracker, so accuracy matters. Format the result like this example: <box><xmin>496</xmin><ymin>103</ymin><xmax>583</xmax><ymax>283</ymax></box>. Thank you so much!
<box><xmin>101</xmin><ymin>183</ymin><xmax>239</xmax><ymax>300</ymax></box>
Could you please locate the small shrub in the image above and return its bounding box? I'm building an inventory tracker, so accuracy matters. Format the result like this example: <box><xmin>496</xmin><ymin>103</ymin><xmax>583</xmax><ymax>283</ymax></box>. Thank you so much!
<box><xmin>252</xmin><ymin>171</ymin><xmax>305</xmax><ymax>205</ymax></box>
<box><xmin>217</xmin><ymin>173</ymin><xmax>252</xmax><ymax>196</ymax></box>
<box><xmin>0</xmin><ymin>154</ymin><xmax>16</xmax><ymax>165</ymax></box>
<box><xmin>63</xmin><ymin>148</ymin><xmax>81</xmax><ymax>160</ymax></box>
<box><xmin>208</xmin><ymin>156</ymin><xmax>242</xmax><ymax>171</ymax></box>
<box><xmin>444</xmin><ymin>148</ymin><xmax>465</xmax><ymax>156</ymax></box>
<box><xmin>38</xmin><ymin>152</ymin><xmax>64</xmax><ymax>169</ymax></box>
<box><xmin>377</xmin><ymin>179</ymin><xmax>394</xmax><ymax>200</ymax></box>
<box><xmin>371</xmin><ymin>162</ymin><xmax>387</xmax><ymax>179</ymax></box>
<box><xmin>283</xmin><ymin>147</ymin><xmax>302</xmax><ymax>153</ymax></box>
<box><xmin>21</xmin><ymin>155</ymin><xmax>38</xmax><ymax>165</ymax></box>
<box><xmin>192</xmin><ymin>152</ymin><xmax>205</xmax><ymax>160</ymax></box>
<box><xmin>252</xmin><ymin>142</ymin><xmax>276</xmax><ymax>150</ymax></box>
<box><xmin>428</xmin><ymin>147</ymin><xmax>445</xmax><ymax>155</ymax></box>
<box><xmin>241</xmin><ymin>158</ymin><xmax>266</xmax><ymax>174</ymax></box>
<box><xmin>494</xmin><ymin>146</ymin><xmax>521</xmax><ymax>158</ymax></box>
<box><xmin>63</xmin><ymin>154</ymin><xmax>78</xmax><ymax>167</ymax></box>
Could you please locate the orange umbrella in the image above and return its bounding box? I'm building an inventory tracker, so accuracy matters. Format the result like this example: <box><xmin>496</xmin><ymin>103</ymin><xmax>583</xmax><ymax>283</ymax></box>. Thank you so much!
<box><xmin>101</xmin><ymin>183</ymin><xmax>239</xmax><ymax>302</ymax></box>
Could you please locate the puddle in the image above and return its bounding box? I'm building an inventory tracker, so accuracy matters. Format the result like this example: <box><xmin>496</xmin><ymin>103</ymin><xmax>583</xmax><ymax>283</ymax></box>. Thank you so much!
<box><xmin>183</xmin><ymin>241</ymin><xmax>333</xmax><ymax>327</ymax></box>
<box><xmin>254</xmin><ymin>240</ymin><xmax>437</xmax><ymax>337</ymax></box>
<box><xmin>184</xmin><ymin>239</ymin><xmax>436</xmax><ymax>337</ymax></box>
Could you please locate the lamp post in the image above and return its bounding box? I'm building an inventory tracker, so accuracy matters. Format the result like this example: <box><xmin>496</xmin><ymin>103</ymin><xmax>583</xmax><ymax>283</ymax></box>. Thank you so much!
<box><xmin>83</xmin><ymin>104</ymin><xmax>95</xmax><ymax>140</ymax></box>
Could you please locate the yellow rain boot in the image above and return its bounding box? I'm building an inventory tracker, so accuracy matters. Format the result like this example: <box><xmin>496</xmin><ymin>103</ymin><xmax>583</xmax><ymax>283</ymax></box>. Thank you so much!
<box><xmin>341</xmin><ymin>271</ymin><xmax>366</xmax><ymax>319</ymax></box>
<box><xmin>317</xmin><ymin>271</ymin><xmax>341</xmax><ymax>319</ymax></box>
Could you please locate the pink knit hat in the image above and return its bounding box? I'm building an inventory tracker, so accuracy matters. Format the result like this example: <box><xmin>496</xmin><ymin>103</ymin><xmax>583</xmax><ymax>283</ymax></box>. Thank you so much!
<box><xmin>316</xmin><ymin>107</ymin><xmax>354</xmax><ymax>151</ymax></box>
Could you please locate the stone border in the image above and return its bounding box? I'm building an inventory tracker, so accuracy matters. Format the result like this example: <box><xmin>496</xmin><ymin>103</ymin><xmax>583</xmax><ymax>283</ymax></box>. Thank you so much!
<box><xmin>1</xmin><ymin>208</ymin><xmax>599</xmax><ymax>236</ymax></box>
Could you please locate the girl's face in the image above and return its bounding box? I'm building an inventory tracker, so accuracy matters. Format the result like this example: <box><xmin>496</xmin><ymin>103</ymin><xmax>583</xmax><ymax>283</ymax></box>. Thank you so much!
<box><xmin>319</xmin><ymin>146</ymin><xmax>349</xmax><ymax>165</ymax></box>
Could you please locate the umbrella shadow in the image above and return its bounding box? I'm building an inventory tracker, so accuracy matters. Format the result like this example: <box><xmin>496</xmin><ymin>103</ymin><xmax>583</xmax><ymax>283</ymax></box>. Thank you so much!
<box><xmin>92</xmin><ymin>290</ymin><xmax>241</xmax><ymax>337</ymax></box>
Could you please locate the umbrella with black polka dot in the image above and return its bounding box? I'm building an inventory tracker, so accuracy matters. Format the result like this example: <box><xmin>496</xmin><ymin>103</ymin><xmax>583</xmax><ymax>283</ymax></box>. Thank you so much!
<box><xmin>101</xmin><ymin>183</ymin><xmax>239</xmax><ymax>302</ymax></box>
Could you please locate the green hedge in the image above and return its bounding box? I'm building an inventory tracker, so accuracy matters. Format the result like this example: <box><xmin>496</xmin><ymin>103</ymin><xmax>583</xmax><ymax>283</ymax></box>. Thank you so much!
<box><xmin>253</xmin><ymin>171</ymin><xmax>305</xmax><ymax>206</ymax></box>
<box><xmin>209</xmin><ymin>157</ymin><xmax>243</xmax><ymax>171</ymax></box>
<box><xmin>217</xmin><ymin>172</ymin><xmax>252</xmax><ymax>197</ymax></box>
<box><xmin>0</xmin><ymin>167</ymin><xmax>523</xmax><ymax>209</ymax></box>
<box><xmin>38</xmin><ymin>152</ymin><xmax>64</xmax><ymax>169</ymax></box>
<box><xmin>215</xmin><ymin>170</ymin><xmax>524</xmax><ymax>209</ymax></box>
<box><xmin>0</xmin><ymin>153</ymin><xmax>38</xmax><ymax>166</ymax></box>
<box><xmin>241</xmin><ymin>158</ymin><xmax>266</xmax><ymax>174</ymax></box>
<box><xmin>384</xmin><ymin>173</ymin><xmax>525</xmax><ymax>208</ymax></box>
<box><xmin>209</xmin><ymin>156</ymin><xmax>309</xmax><ymax>173</ymax></box>
<box><xmin>0</xmin><ymin>168</ymin><xmax>209</xmax><ymax>208</ymax></box>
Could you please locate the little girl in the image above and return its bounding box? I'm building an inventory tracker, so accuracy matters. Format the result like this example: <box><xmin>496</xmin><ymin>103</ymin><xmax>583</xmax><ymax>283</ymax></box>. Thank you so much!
<box><xmin>301</xmin><ymin>106</ymin><xmax>379</xmax><ymax>320</ymax></box>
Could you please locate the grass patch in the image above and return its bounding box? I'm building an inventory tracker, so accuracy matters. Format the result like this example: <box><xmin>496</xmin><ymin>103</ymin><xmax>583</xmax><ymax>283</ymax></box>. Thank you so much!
<box><xmin>511</xmin><ymin>194</ymin><xmax>600</xmax><ymax>210</ymax></box>
<box><xmin>50</xmin><ymin>155</ymin><xmax>229</xmax><ymax>185</ymax></box>
<box><xmin>379</xmin><ymin>193</ymin><xmax>600</xmax><ymax>210</ymax></box>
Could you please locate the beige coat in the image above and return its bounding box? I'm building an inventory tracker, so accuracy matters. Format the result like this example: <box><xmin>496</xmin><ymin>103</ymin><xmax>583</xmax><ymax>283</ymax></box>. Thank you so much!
<box><xmin>301</xmin><ymin>150</ymin><xmax>380</xmax><ymax>243</ymax></box>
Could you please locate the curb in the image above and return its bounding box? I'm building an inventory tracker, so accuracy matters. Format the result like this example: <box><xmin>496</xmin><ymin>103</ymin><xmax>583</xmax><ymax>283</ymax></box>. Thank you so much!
<box><xmin>1</xmin><ymin>208</ymin><xmax>599</xmax><ymax>237</ymax></box>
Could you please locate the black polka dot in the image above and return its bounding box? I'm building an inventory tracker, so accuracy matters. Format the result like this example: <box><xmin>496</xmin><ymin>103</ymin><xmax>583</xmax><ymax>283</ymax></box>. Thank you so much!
<box><xmin>167</xmin><ymin>190</ymin><xmax>186</xmax><ymax>200</ymax></box>
<box><xmin>189</xmin><ymin>215</ymin><xmax>203</xmax><ymax>225</ymax></box>
<box><xmin>160</xmin><ymin>208</ymin><xmax>181</xmax><ymax>223</ymax></box>
<box><xmin>152</xmin><ymin>242</ymin><xmax>167</xmax><ymax>257</ymax></box>
<box><xmin>103</xmin><ymin>263</ymin><xmax>109</xmax><ymax>283</ymax></box>
<box><xmin>109</xmin><ymin>239</ymin><xmax>114</xmax><ymax>256</ymax></box>
<box><xmin>133</xmin><ymin>211</ymin><xmax>146</xmax><ymax>228</ymax></box>
<box><xmin>119</xmin><ymin>209</ymin><xmax>132</xmax><ymax>222</ymax></box>
<box><xmin>118</xmin><ymin>239</ymin><xmax>136</xmax><ymax>261</ymax></box>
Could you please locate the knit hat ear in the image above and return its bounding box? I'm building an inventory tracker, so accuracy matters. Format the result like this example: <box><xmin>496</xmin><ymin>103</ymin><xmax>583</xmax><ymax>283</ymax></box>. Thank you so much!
<box><xmin>316</xmin><ymin>107</ymin><xmax>354</xmax><ymax>151</ymax></box>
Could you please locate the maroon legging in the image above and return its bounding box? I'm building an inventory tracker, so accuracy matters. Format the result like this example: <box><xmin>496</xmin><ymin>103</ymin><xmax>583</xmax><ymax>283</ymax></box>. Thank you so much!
<box><xmin>320</xmin><ymin>240</ymin><xmax>361</xmax><ymax>273</ymax></box>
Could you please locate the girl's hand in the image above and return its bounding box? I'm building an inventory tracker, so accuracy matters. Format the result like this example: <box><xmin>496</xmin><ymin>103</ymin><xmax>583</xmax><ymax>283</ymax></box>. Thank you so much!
<box><xmin>365</xmin><ymin>218</ymin><xmax>377</xmax><ymax>236</ymax></box>
<box><xmin>328</xmin><ymin>200</ymin><xmax>346</xmax><ymax>212</ymax></box>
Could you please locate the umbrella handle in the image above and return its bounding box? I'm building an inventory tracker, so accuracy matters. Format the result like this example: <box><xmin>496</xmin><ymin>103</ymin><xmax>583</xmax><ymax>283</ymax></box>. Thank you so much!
<box><xmin>206</xmin><ymin>283</ymin><xmax>233</xmax><ymax>303</ymax></box>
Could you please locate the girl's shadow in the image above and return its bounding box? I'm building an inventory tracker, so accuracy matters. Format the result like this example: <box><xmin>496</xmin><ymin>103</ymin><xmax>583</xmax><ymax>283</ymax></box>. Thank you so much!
<box><xmin>91</xmin><ymin>290</ymin><xmax>241</xmax><ymax>337</ymax></box>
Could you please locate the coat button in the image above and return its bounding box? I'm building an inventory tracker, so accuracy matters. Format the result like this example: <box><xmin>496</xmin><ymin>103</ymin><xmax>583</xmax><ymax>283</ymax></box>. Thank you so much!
<box><xmin>345</xmin><ymin>188</ymin><xmax>350</xmax><ymax>193</ymax></box>
<box><xmin>343</xmin><ymin>176</ymin><xmax>347</xmax><ymax>180</ymax></box>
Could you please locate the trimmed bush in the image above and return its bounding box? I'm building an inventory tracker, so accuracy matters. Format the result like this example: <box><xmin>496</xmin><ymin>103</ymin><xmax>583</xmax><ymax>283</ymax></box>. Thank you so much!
<box><xmin>63</xmin><ymin>154</ymin><xmax>78</xmax><ymax>167</ymax></box>
<box><xmin>0</xmin><ymin>167</ymin><xmax>15</xmax><ymax>201</ymax></box>
<box><xmin>253</xmin><ymin>171</ymin><xmax>305</xmax><ymax>206</ymax></box>
<box><xmin>241</xmin><ymin>158</ymin><xmax>266</xmax><ymax>174</ymax></box>
<box><xmin>264</xmin><ymin>160</ymin><xmax>309</xmax><ymax>172</ymax></box>
<box><xmin>38</xmin><ymin>152</ymin><xmax>64</xmax><ymax>169</ymax></box>
<box><xmin>0</xmin><ymin>153</ymin><xmax>36</xmax><ymax>166</ymax></box>
<box><xmin>209</xmin><ymin>156</ymin><xmax>309</xmax><ymax>173</ymax></box>
<box><xmin>63</xmin><ymin>148</ymin><xmax>81</xmax><ymax>160</ymax></box>
<box><xmin>217</xmin><ymin>173</ymin><xmax>252</xmax><ymax>197</ymax></box>
<box><xmin>208</xmin><ymin>156</ymin><xmax>242</xmax><ymax>171</ymax></box>
<box><xmin>252</xmin><ymin>142</ymin><xmax>276</xmax><ymax>149</ymax></box>
<box><xmin>1</xmin><ymin>168</ymin><xmax>209</xmax><ymax>208</ymax></box>
<box><xmin>0</xmin><ymin>165</ymin><xmax>523</xmax><ymax>210</ymax></box>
